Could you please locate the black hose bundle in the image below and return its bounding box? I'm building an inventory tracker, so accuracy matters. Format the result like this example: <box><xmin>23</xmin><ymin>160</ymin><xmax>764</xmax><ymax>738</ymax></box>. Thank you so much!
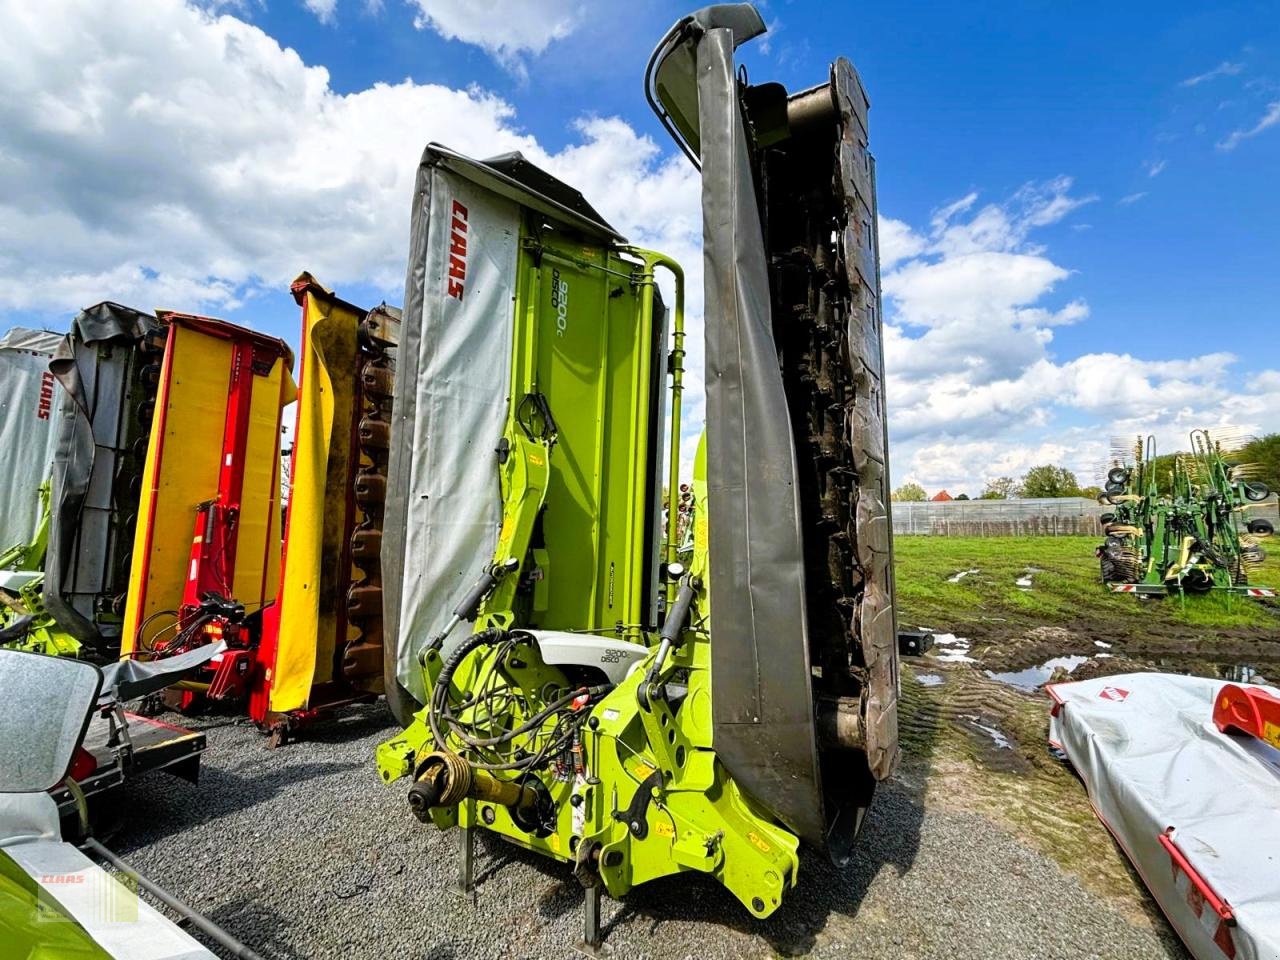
<box><xmin>426</xmin><ymin>628</ymin><xmax>612</xmax><ymax>773</ymax></box>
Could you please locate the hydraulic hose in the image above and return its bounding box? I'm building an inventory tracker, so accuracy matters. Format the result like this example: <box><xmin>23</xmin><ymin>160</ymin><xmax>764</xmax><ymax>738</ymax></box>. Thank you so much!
<box><xmin>427</xmin><ymin>628</ymin><xmax>504</xmax><ymax>748</ymax></box>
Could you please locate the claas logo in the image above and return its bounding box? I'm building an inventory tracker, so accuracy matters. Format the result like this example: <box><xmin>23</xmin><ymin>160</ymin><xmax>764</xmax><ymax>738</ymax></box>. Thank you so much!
<box><xmin>36</xmin><ymin>370</ymin><xmax>55</xmax><ymax>420</ymax></box>
<box><xmin>447</xmin><ymin>199</ymin><xmax>468</xmax><ymax>301</ymax></box>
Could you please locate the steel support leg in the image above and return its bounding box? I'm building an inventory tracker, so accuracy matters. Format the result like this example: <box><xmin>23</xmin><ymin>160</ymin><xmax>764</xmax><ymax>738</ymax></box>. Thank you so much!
<box><xmin>455</xmin><ymin>826</ymin><xmax>476</xmax><ymax>902</ymax></box>
<box><xmin>574</xmin><ymin>883</ymin><xmax>610</xmax><ymax>957</ymax></box>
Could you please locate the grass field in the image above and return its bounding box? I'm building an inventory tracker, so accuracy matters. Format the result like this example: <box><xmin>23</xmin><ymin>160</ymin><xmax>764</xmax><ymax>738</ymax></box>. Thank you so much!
<box><xmin>889</xmin><ymin>533</ymin><xmax>1280</xmax><ymax>925</ymax></box>
<box><xmin>894</xmin><ymin>534</ymin><xmax>1280</xmax><ymax>642</ymax></box>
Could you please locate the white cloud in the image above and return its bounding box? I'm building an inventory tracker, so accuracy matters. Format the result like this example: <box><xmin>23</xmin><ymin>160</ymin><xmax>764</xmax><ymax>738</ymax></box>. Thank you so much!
<box><xmin>1117</xmin><ymin>191</ymin><xmax>1147</xmax><ymax>206</ymax></box>
<box><xmin>880</xmin><ymin>180</ymin><xmax>1091</xmax><ymax>392</ymax></box>
<box><xmin>1145</xmin><ymin>159</ymin><xmax>1167</xmax><ymax>177</ymax></box>
<box><xmin>1180</xmin><ymin>60</ymin><xmax>1244</xmax><ymax>88</ymax></box>
<box><xmin>405</xmin><ymin>0</ymin><xmax>581</xmax><ymax>75</ymax></box>
<box><xmin>3</xmin><ymin>0</ymin><xmax>1275</xmax><ymax>500</ymax></box>
<box><xmin>0</xmin><ymin>0</ymin><xmax>695</xmax><ymax>321</ymax></box>
<box><xmin>1217</xmin><ymin>100</ymin><xmax>1280</xmax><ymax>151</ymax></box>
<box><xmin>877</xmin><ymin>216</ymin><xmax>926</xmax><ymax>271</ymax></box>
<box><xmin>904</xmin><ymin>437</ymin><xmax>1106</xmax><ymax>496</ymax></box>
<box><xmin>303</xmin><ymin>0</ymin><xmax>336</xmax><ymax>23</ymax></box>
<box><xmin>879</xmin><ymin>172</ymin><xmax>1280</xmax><ymax>494</ymax></box>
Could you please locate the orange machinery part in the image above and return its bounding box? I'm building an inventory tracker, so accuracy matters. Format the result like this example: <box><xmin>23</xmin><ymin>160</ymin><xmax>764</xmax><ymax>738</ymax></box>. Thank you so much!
<box><xmin>1213</xmin><ymin>683</ymin><xmax>1280</xmax><ymax>749</ymax></box>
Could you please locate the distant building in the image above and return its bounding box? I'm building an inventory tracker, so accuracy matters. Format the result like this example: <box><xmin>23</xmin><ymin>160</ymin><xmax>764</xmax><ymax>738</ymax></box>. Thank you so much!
<box><xmin>931</xmin><ymin>489</ymin><xmax>953</xmax><ymax>502</ymax></box>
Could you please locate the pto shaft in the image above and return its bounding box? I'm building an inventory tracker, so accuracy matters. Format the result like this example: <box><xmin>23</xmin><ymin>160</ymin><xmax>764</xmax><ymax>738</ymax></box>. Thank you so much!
<box><xmin>408</xmin><ymin>751</ymin><xmax>539</xmax><ymax>821</ymax></box>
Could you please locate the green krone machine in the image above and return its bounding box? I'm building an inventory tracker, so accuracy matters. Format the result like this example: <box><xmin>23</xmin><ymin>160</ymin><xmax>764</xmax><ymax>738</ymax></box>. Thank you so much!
<box><xmin>377</xmin><ymin>6</ymin><xmax>898</xmax><ymax>949</ymax></box>
<box><xmin>1098</xmin><ymin>431</ymin><xmax>1273</xmax><ymax>597</ymax></box>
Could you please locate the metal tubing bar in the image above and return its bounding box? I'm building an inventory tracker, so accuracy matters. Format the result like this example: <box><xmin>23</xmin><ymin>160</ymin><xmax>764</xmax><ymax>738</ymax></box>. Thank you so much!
<box><xmin>620</xmin><ymin>248</ymin><xmax>685</xmax><ymax>577</ymax></box>
<box><xmin>82</xmin><ymin>837</ymin><xmax>266</xmax><ymax>960</ymax></box>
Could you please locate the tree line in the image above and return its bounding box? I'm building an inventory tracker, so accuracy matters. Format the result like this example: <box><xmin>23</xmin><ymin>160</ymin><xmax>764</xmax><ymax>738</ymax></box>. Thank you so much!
<box><xmin>889</xmin><ymin>433</ymin><xmax>1279</xmax><ymax>503</ymax></box>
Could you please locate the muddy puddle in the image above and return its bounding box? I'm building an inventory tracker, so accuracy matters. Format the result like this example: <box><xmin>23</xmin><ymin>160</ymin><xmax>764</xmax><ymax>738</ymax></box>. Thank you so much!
<box><xmin>1015</xmin><ymin>566</ymin><xmax>1042</xmax><ymax>590</ymax></box>
<box><xmin>987</xmin><ymin>655</ymin><xmax>1090</xmax><ymax>692</ymax></box>
<box><xmin>931</xmin><ymin>633</ymin><xmax>976</xmax><ymax>664</ymax></box>
<box><xmin>919</xmin><ymin>620</ymin><xmax>1280</xmax><ymax>694</ymax></box>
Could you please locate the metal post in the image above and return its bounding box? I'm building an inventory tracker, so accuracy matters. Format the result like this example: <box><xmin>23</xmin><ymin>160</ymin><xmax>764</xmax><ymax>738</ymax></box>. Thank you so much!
<box><xmin>456</xmin><ymin>825</ymin><xmax>476</xmax><ymax>901</ymax></box>
<box><xmin>578</xmin><ymin>882</ymin><xmax>606</xmax><ymax>956</ymax></box>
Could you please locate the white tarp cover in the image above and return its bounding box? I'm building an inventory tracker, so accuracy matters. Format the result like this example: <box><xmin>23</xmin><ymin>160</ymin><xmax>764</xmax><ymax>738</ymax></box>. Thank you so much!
<box><xmin>391</xmin><ymin>167</ymin><xmax>519</xmax><ymax>702</ymax></box>
<box><xmin>1</xmin><ymin>791</ymin><xmax>215</xmax><ymax>959</ymax></box>
<box><xmin>0</xmin><ymin>328</ymin><xmax>62</xmax><ymax>551</ymax></box>
<box><xmin>4</xmin><ymin>840</ymin><xmax>216</xmax><ymax>959</ymax></box>
<box><xmin>1049</xmin><ymin>672</ymin><xmax>1280</xmax><ymax>960</ymax></box>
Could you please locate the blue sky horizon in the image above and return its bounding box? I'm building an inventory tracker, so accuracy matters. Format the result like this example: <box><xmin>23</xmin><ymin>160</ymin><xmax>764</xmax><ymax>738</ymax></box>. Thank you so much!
<box><xmin>1</xmin><ymin>0</ymin><xmax>1276</xmax><ymax>496</ymax></box>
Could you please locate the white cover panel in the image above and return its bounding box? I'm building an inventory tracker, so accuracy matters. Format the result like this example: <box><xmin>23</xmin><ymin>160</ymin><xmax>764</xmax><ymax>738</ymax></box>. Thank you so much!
<box><xmin>397</xmin><ymin>169</ymin><xmax>519</xmax><ymax>700</ymax></box>
<box><xmin>0</xmin><ymin>791</ymin><xmax>60</xmax><ymax>846</ymax></box>
<box><xmin>3</xmin><ymin>840</ymin><xmax>217</xmax><ymax>959</ymax></box>
<box><xmin>0</xmin><ymin>328</ymin><xmax>61</xmax><ymax>550</ymax></box>
<box><xmin>1049</xmin><ymin>672</ymin><xmax>1280</xmax><ymax>960</ymax></box>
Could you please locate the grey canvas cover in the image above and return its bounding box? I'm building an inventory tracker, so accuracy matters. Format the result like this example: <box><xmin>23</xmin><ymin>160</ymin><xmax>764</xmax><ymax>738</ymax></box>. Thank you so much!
<box><xmin>44</xmin><ymin>303</ymin><xmax>162</xmax><ymax>650</ymax></box>
<box><xmin>98</xmin><ymin>640</ymin><xmax>226</xmax><ymax>705</ymax></box>
<box><xmin>685</xmin><ymin>7</ymin><xmax>826</xmax><ymax>846</ymax></box>
<box><xmin>0</xmin><ymin>327</ymin><xmax>62</xmax><ymax>552</ymax></box>
<box><xmin>383</xmin><ymin>147</ymin><xmax>525</xmax><ymax>724</ymax></box>
<box><xmin>648</xmin><ymin>4</ymin><xmax>899</xmax><ymax>850</ymax></box>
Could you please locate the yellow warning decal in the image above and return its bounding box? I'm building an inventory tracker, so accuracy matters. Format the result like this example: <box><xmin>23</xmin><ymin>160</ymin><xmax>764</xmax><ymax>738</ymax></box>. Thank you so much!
<box><xmin>747</xmin><ymin>831</ymin><xmax>771</xmax><ymax>853</ymax></box>
<box><xmin>1264</xmin><ymin>721</ymin><xmax>1280</xmax><ymax>748</ymax></box>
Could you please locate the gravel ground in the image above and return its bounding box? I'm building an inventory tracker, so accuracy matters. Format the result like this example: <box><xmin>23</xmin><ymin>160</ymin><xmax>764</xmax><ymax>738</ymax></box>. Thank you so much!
<box><xmin>103</xmin><ymin>703</ymin><xmax>1187</xmax><ymax>960</ymax></box>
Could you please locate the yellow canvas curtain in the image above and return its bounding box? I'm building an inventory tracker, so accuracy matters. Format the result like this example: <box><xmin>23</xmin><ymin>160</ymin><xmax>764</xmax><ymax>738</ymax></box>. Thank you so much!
<box><xmin>268</xmin><ymin>280</ymin><xmax>360</xmax><ymax>712</ymax></box>
<box><xmin>121</xmin><ymin>317</ymin><xmax>294</xmax><ymax>656</ymax></box>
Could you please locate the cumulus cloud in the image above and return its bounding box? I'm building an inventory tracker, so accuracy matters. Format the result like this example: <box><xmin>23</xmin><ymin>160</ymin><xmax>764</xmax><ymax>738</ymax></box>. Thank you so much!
<box><xmin>1217</xmin><ymin>100</ymin><xmax>1280</xmax><ymax>151</ymax></box>
<box><xmin>880</xmin><ymin>179</ymin><xmax>1091</xmax><ymax>394</ymax></box>
<box><xmin>0</xmin><ymin>0</ymin><xmax>707</xmax><ymax>469</ymax></box>
<box><xmin>877</xmin><ymin>216</ymin><xmax>927</xmax><ymax>271</ymax></box>
<box><xmin>405</xmin><ymin>0</ymin><xmax>581</xmax><ymax>75</ymax></box>
<box><xmin>300</xmin><ymin>1</ymin><xmax>582</xmax><ymax>73</ymax></box>
<box><xmin>879</xmin><ymin>175</ymin><xmax>1280</xmax><ymax>495</ymax></box>
<box><xmin>0</xmin><ymin>0</ymin><xmax>696</xmax><ymax>319</ymax></box>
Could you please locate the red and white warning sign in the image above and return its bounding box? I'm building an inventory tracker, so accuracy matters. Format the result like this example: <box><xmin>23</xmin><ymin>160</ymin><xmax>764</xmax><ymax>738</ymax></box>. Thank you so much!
<box><xmin>1098</xmin><ymin>686</ymin><xmax>1130</xmax><ymax>702</ymax></box>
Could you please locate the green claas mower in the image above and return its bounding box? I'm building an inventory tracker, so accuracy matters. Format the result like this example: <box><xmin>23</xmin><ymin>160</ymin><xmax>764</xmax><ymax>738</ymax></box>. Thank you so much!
<box><xmin>376</xmin><ymin>5</ymin><xmax>897</xmax><ymax>949</ymax></box>
<box><xmin>1098</xmin><ymin>431</ymin><xmax>1274</xmax><ymax>598</ymax></box>
<box><xmin>0</xmin><ymin>481</ymin><xmax>74</xmax><ymax>656</ymax></box>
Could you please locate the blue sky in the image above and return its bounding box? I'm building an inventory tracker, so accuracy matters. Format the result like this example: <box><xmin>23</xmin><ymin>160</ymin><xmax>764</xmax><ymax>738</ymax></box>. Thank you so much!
<box><xmin>1</xmin><ymin>0</ymin><xmax>1276</xmax><ymax>494</ymax></box>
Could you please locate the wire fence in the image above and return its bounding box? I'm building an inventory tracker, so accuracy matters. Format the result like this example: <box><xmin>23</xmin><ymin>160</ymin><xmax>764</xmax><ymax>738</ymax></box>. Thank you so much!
<box><xmin>892</xmin><ymin>497</ymin><xmax>1101</xmax><ymax>537</ymax></box>
<box><xmin>892</xmin><ymin>495</ymin><xmax>1280</xmax><ymax>537</ymax></box>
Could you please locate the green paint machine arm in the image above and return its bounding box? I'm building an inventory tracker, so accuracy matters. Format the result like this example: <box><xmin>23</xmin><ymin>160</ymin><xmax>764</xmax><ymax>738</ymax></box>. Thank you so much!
<box><xmin>0</xmin><ymin>481</ymin><xmax>51</xmax><ymax>572</ymax></box>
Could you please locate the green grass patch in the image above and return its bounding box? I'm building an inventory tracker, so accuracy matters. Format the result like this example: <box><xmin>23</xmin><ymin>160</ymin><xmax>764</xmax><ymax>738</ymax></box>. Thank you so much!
<box><xmin>894</xmin><ymin>534</ymin><xmax>1280</xmax><ymax>639</ymax></box>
